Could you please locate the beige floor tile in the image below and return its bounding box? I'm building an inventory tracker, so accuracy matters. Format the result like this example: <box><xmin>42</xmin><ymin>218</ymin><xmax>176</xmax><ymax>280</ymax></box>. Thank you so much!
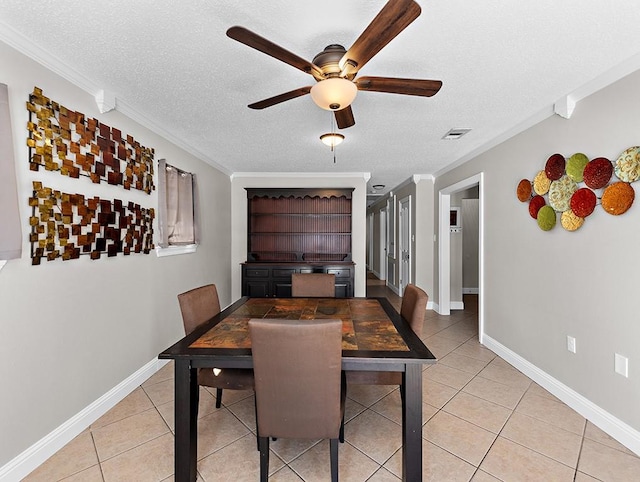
<box><xmin>583</xmin><ymin>421</ymin><xmax>637</xmax><ymax>455</ymax></box>
<box><xmin>198</xmin><ymin>432</ymin><xmax>284</xmax><ymax>481</ymax></box>
<box><xmin>385</xmin><ymin>440</ymin><xmax>476</xmax><ymax>482</ymax></box>
<box><xmin>470</xmin><ymin>470</ymin><xmax>502</xmax><ymax>481</ymax></box>
<box><xmin>155</xmin><ymin>386</ymin><xmax>223</xmax><ymax>432</ymax></box>
<box><xmin>462</xmin><ymin>376</ymin><xmax>527</xmax><ymax>409</ymax></box>
<box><xmin>268</xmin><ymin>437</ymin><xmax>321</xmax><ymax>463</ymax></box>
<box><xmin>578</xmin><ymin>438</ymin><xmax>640</xmax><ymax>481</ymax></box>
<box><xmin>92</xmin><ymin>408</ymin><xmax>169</xmax><ymax>462</ymax></box>
<box><xmin>269</xmin><ymin>465</ymin><xmax>304</xmax><ymax>481</ymax></box>
<box><xmin>226</xmin><ymin>394</ymin><xmax>257</xmax><ymax>430</ymax></box>
<box><xmin>422</xmin><ymin>318</ymin><xmax>459</xmax><ymax>337</ymax></box>
<box><xmin>60</xmin><ymin>464</ymin><xmax>103</xmax><ymax>482</ymax></box>
<box><xmin>100</xmin><ymin>432</ymin><xmax>173</xmax><ymax>482</ymax></box>
<box><xmin>500</xmin><ymin>412</ymin><xmax>582</xmax><ymax>467</ymax></box>
<box><xmin>477</xmin><ymin>363</ymin><xmax>531</xmax><ymax>390</ymax></box>
<box><xmin>289</xmin><ymin>439</ymin><xmax>379</xmax><ymax>482</ymax></box>
<box><xmin>515</xmin><ymin>392</ymin><xmax>586</xmax><ymax>435</ymax></box>
<box><xmin>345</xmin><ymin>409</ymin><xmax>402</xmax><ymax>464</ymax></box>
<box><xmin>142</xmin><ymin>378</ymin><xmax>174</xmax><ymax>407</ymax></box>
<box><xmin>453</xmin><ymin>340</ymin><xmax>497</xmax><ymax>362</ymax></box>
<box><xmin>525</xmin><ymin>382</ymin><xmax>561</xmax><ymax>402</ymax></box>
<box><xmin>442</xmin><ymin>391</ymin><xmax>511</xmax><ymax>434</ymax></box>
<box><xmin>423</xmin><ymin>334</ymin><xmax>465</xmax><ymax>358</ymax></box>
<box><xmin>344</xmin><ymin>396</ymin><xmax>368</xmax><ymax>423</ymax></box>
<box><xmin>574</xmin><ymin>471</ymin><xmax>601</xmax><ymax>481</ymax></box>
<box><xmin>346</xmin><ymin>383</ymin><xmax>397</xmax><ymax>408</ymax></box>
<box><xmin>424</xmin><ymin>363</ymin><xmax>476</xmax><ymax>390</ymax></box>
<box><xmin>438</xmin><ymin>352</ymin><xmax>490</xmax><ymax>375</ymax></box>
<box><xmin>142</xmin><ymin>362</ymin><xmax>174</xmax><ymax>387</ymax></box>
<box><xmin>196</xmin><ymin>408</ymin><xmax>252</xmax><ymax>460</ymax></box>
<box><xmin>423</xmin><ymin>379</ymin><xmax>458</xmax><ymax>409</ymax></box>
<box><xmin>423</xmin><ymin>411</ymin><xmax>496</xmax><ymax>466</ymax></box>
<box><xmin>480</xmin><ymin>437</ymin><xmax>575</xmax><ymax>482</ymax></box>
<box><xmin>23</xmin><ymin>431</ymin><xmax>98</xmax><ymax>482</ymax></box>
<box><xmin>370</xmin><ymin>389</ymin><xmax>438</xmax><ymax>425</ymax></box>
<box><xmin>367</xmin><ymin>467</ymin><xmax>401</xmax><ymax>481</ymax></box>
<box><xmin>436</xmin><ymin>325</ymin><xmax>478</xmax><ymax>344</ymax></box>
<box><xmin>92</xmin><ymin>387</ymin><xmax>154</xmax><ymax>429</ymax></box>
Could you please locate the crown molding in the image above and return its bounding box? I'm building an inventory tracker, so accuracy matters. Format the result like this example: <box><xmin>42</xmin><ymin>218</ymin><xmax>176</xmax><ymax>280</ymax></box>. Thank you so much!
<box><xmin>231</xmin><ymin>171</ymin><xmax>371</xmax><ymax>180</ymax></box>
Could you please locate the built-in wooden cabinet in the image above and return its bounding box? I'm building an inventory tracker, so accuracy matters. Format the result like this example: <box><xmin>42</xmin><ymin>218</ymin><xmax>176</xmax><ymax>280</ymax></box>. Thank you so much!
<box><xmin>242</xmin><ymin>188</ymin><xmax>354</xmax><ymax>297</ymax></box>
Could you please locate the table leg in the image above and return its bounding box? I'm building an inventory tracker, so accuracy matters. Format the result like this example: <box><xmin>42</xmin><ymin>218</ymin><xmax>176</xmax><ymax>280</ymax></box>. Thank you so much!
<box><xmin>174</xmin><ymin>359</ymin><xmax>199</xmax><ymax>481</ymax></box>
<box><xmin>402</xmin><ymin>363</ymin><xmax>423</xmax><ymax>481</ymax></box>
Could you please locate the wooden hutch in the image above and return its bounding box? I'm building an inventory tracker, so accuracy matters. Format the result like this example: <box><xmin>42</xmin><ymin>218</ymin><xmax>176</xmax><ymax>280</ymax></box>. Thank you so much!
<box><xmin>241</xmin><ymin>188</ymin><xmax>355</xmax><ymax>297</ymax></box>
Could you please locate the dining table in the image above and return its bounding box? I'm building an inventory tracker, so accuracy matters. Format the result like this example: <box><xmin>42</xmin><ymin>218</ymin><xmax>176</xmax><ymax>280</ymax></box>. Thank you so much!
<box><xmin>159</xmin><ymin>296</ymin><xmax>436</xmax><ymax>481</ymax></box>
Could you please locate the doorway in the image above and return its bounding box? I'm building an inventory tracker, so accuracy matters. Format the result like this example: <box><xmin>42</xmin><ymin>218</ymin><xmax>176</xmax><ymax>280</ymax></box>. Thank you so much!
<box><xmin>438</xmin><ymin>173</ymin><xmax>484</xmax><ymax>343</ymax></box>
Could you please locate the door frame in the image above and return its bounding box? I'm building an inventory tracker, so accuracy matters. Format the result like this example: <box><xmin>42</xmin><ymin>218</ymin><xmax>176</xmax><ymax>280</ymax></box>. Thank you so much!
<box><xmin>438</xmin><ymin>173</ymin><xmax>484</xmax><ymax>343</ymax></box>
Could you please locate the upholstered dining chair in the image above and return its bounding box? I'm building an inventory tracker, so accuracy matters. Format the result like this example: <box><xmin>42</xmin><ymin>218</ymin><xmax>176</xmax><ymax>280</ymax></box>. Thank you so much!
<box><xmin>249</xmin><ymin>318</ymin><xmax>345</xmax><ymax>482</ymax></box>
<box><xmin>177</xmin><ymin>284</ymin><xmax>254</xmax><ymax>408</ymax></box>
<box><xmin>346</xmin><ymin>283</ymin><xmax>429</xmax><ymax>391</ymax></box>
<box><xmin>291</xmin><ymin>272</ymin><xmax>336</xmax><ymax>297</ymax></box>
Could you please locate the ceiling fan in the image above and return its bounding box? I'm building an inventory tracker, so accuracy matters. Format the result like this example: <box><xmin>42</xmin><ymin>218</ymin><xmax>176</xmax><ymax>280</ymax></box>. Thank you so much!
<box><xmin>226</xmin><ymin>0</ymin><xmax>442</xmax><ymax>129</ymax></box>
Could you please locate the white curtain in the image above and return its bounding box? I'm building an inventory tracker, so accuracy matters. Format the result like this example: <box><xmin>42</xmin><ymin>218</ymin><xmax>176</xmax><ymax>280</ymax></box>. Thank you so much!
<box><xmin>157</xmin><ymin>159</ymin><xmax>197</xmax><ymax>247</ymax></box>
<box><xmin>0</xmin><ymin>83</ymin><xmax>22</xmax><ymax>260</ymax></box>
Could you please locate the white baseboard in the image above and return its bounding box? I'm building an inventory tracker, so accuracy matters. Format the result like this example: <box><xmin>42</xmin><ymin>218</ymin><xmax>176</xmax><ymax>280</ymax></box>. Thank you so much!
<box><xmin>483</xmin><ymin>334</ymin><xmax>640</xmax><ymax>457</ymax></box>
<box><xmin>462</xmin><ymin>287</ymin><xmax>479</xmax><ymax>294</ymax></box>
<box><xmin>450</xmin><ymin>301</ymin><xmax>465</xmax><ymax>310</ymax></box>
<box><xmin>0</xmin><ymin>358</ymin><xmax>169</xmax><ymax>482</ymax></box>
<box><xmin>386</xmin><ymin>282</ymin><xmax>400</xmax><ymax>295</ymax></box>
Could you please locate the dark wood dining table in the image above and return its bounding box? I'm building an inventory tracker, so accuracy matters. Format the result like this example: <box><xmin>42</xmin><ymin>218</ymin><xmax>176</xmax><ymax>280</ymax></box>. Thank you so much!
<box><xmin>159</xmin><ymin>296</ymin><xmax>436</xmax><ymax>481</ymax></box>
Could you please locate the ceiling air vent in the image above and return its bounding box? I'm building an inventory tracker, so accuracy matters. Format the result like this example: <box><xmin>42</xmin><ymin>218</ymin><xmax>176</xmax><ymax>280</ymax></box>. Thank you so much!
<box><xmin>442</xmin><ymin>128</ymin><xmax>471</xmax><ymax>140</ymax></box>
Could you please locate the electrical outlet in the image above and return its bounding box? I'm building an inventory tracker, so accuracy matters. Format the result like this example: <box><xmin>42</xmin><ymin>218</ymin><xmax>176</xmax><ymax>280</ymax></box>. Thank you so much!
<box><xmin>567</xmin><ymin>336</ymin><xmax>576</xmax><ymax>353</ymax></box>
<box><xmin>615</xmin><ymin>353</ymin><xmax>629</xmax><ymax>378</ymax></box>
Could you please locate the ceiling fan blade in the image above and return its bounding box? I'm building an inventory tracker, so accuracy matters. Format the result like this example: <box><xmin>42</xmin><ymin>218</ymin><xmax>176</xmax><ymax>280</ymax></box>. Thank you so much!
<box><xmin>334</xmin><ymin>106</ymin><xmax>355</xmax><ymax>129</ymax></box>
<box><xmin>356</xmin><ymin>76</ymin><xmax>442</xmax><ymax>97</ymax></box>
<box><xmin>248</xmin><ymin>86</ymin><xmax>312</xmax><ymax>109</ymax></box>
<box><xmin>340</xmin><ymin>0</ymin><xmax>421</xmax><ymax>76</ymax></box>
<box><xmin>227</xmin><ymin>26</ymin><xmax>323</xmax><ymax>78</ymax></box>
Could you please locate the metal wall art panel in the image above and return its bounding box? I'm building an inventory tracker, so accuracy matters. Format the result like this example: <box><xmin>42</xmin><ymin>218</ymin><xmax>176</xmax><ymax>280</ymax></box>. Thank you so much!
<box><xmin>29</xmin><ymin>181</ymin><xmax>155</xmax><ymax>265</ymax></box>
<box><xmin>26</xmin><ymin>87</ymin><xmax>155</xmax><ymax>194</ymax></box>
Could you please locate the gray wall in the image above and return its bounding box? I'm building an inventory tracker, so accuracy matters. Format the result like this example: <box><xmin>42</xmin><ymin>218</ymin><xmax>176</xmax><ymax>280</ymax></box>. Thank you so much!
<box><xmin>434</xmin><ymin>68</ymin><xmax>640</xmax><ymax>432</ymax></box>
<box><xmin>0</xmin><ymin>40</ymin><xmax>232</xmax><ymax>466</ymax></box>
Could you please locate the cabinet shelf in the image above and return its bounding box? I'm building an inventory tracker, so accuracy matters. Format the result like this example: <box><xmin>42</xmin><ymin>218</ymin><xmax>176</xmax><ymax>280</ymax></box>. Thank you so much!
<box><xmin>244</xmin><ymin>188</ymin><xmax>354</xmax><ymax>295</ymax></box>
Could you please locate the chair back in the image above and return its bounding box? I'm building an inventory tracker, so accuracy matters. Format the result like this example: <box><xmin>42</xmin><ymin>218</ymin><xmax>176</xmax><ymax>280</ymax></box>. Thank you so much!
<box><xmin>400</xmin><ymin>284</ymin><xmax>429</xmax><ymax>338</ymax></box>
<box><xmin>249</xmin><ymin>318</ymin><xmax>343</xmax><ymax>439</ymax></box>
<box><xmin>177</xmin><ymin>284</ymin><xmax>221</xmax><ymax>335</ymax></box>
<box><xmin>291</xmin><ymin>273</ymin><xmax>335</xmax><ymax>297</ymax></box>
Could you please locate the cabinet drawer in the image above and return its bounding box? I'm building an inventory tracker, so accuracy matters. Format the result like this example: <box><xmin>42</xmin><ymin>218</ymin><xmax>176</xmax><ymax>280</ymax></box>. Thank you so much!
<box><xmin>245</xmin><ymin>268</ymin><xmax>269</xmax><ymax>278</ymax></box>
<box><xmin>327</xmin><ymin>268</ymin><xmax>350</xmax><ymax>278</ymax></box>
<box><xmin>273</xmin><ymin>269</ymin><xmax>296</xmax><ymax>278</ymax></box>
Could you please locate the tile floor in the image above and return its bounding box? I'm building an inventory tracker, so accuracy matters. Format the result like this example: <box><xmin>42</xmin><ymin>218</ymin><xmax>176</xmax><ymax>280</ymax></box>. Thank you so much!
<box><xmin>23</xmin><ymin>280</ymin><xmax>640</xmax><ymax>481</ymax></box>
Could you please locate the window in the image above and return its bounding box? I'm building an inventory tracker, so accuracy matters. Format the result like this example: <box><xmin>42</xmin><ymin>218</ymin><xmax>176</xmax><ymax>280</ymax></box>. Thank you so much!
<box><xmin>156</xmin><ymin>159</ymin><xmax>199</xmax><ymax>256</ymax></box>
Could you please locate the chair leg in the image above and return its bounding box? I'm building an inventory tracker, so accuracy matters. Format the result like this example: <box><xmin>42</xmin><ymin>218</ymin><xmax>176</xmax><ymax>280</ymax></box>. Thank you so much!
<box><xmin>215</xmin><ymin>388</ymin><xmax>223</xmax><ymax>408</ymax></box>
<box><xmin>330</xmin><ymin>438</ymin><xmax>339</xmax><ymax>482</ymax></box>
<box><xmin>258</xmin><ymin>436</ymin><xmax>269</xmax><ymax>482</ymax></box>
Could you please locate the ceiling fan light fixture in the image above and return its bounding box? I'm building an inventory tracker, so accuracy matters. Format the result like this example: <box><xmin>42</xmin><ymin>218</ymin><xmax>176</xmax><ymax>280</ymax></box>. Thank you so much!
<box><xmin>320</xmin><ymin>132</ymin><xmax>345</xmax><ymax>148</ymax></box>
<box><xmin>310</xmin><ymin>78</ymin><xmax>357</xmax><ymax>110</ymax></box>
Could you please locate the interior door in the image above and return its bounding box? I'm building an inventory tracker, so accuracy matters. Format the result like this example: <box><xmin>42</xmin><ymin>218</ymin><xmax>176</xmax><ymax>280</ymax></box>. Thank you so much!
<box><xmin>379</xmin><ymin>208</ymin><xmax>387</xmax><ymax>280</ymax></box>
<box><xmin>399</xmin><ymin>196</ymin><xmax>411</xmax><ymax>295</ymax></box>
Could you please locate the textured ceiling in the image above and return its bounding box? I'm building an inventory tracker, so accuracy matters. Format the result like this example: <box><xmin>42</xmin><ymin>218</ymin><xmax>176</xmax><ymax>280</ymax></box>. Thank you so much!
<box><xmin>2</xmin><ymin>1</ymin><xmax>640</xmax><ymax>198</ymax></box>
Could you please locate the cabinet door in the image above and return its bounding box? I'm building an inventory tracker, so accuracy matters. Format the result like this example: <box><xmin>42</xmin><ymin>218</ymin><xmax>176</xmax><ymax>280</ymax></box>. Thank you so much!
<box><xmin>273</xmin><ymin>282</ymin><xmax>292</xmax><ymax>298</ymax></box>
<box><xmin>245</xmin><ymin>281</ymin><xmax>270</xmax><ymax>298</ymax></box>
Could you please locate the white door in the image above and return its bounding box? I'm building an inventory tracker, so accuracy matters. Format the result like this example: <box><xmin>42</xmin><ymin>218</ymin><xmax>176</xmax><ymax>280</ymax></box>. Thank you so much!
<box><xmin>399</xmin><ymin>196</ymin><xmax>411</xmax><ymax>295</ymax></box>
<box><xmin>379</xmin><ymin>208</ymin><xmax>387</xmax><ymax>280</ymax></box>
<box><xmin>367</xmin><ymin>212</ymin><xmax>374</xmax><ymax>270</ymax></box>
